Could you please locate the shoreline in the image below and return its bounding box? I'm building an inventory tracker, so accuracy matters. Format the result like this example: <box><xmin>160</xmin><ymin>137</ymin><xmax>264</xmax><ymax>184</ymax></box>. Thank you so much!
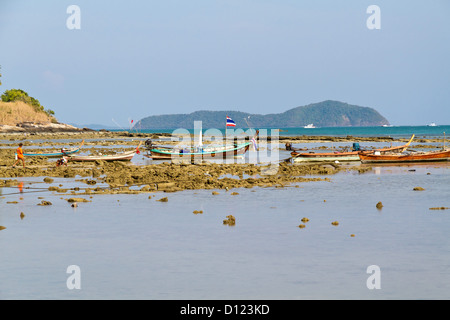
<box><xmin>0</xmin><ymin>129</ymin><xmax>446</xmax><ymax>195</ymax></box>
<box><xmin>0</xmin><ymin>129</ymin><xmax>444</xmax><ymax>143</ymax></box>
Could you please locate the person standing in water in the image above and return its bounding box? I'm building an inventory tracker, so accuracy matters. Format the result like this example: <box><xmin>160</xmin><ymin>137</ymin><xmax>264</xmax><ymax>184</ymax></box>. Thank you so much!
<box><xmin>13</xmin><ymin>143</ymin><xmax>25</xmax><ymax>168</ymax></box>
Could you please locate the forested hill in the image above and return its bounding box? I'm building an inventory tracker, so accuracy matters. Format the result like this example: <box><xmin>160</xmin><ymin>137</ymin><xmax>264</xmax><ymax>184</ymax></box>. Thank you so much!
<box><xmin>135</xmin><ymin>100</ymin><xmax>390</xmax><ymax>129</ymax></box>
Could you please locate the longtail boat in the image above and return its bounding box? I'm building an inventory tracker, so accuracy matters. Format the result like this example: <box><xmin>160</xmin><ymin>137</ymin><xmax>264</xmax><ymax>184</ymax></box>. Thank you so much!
<box><xmin>358</xmin><ymin>149</ymin><xmax>450</xmax><ymax>164</ymax></box>
<box><xmin>65</xmin><ymin>142</ymin><xmax>141</xmax><ymax>162</ymax></box>
<box><xmin>147</xmin><ymin>142</ymin><xmax>252</xmax><ymax>160</ymax></box>
<box><xmin>146</xmin><ymin>130</ymin><xmax>257</xmax><ymax>161</ymax></box>
<box><xmin>23</xmin><ymin>140</ymin><xmax>84</xmax><ymax>158</ymax></box>
<box><xmin>291</xmin><ymin>135</ymin><xmax>415</xmax><ymax>163</ymax></box>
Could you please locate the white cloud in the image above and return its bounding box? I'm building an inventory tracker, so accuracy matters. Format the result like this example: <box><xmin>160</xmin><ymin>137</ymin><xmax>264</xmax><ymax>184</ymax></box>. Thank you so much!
<box><xmin>42</xmin><ymin>70</ymin><xmax>64</xmax><ymax>89</ymax></box>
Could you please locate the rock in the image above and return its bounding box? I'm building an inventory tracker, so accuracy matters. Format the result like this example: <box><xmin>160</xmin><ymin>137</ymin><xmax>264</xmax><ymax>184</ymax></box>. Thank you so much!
<box><xmin>298</xmin><ymin>224</ymin><xmax>306</xmax><ymax>228</ymax></box>
<box><xmin>20</xmin><ymin>212</ymin><xmax>25</xmax><ymax>219</ymax></box>
<box><xmin>157</xmin><ymin>182</ymin><xmax>175</xmax><ymax>191</ymax></box>
<box><xmin>0</xmin><ymin>226</ymin><xmax>6</xmax><ymax>230</ymax></box>
<box><xmin>231</xmin><ymin>192</ymin><xmax>239</xmax><ymax>195</ymax></box>
<box><xmin>301</xmin><ymin>217</ymin><xmax>309</xmax><ymax>223</ymax></box>
<box><xmin>71</xmin><ymin>203</ymin><xmax>78</xmax><ymax>208</ymax></box>
<box><xmin>331</xmin><ymin>221</ymin><xmax>339</xmax><ymax>226</ymax></box>
<box><xmin>67</xmin><ymin>198</ymin><xmax>90</xmax><ymax>202</ymax></box>
<box><xmin>43</xmin><ymin>177</ymin><xmax>54</xmax><ymax>183</ymax></box>
<box><xmin>140</xmin><ymin>185</ymin><xmax>155</xmax><ymax>192</ymax></box>
<box><xmin>212</xmin><ymin>191</ymin><xmax>220</xmax><ymax>195</ymax></box>
<box><xmin>413</xmin><ymin>187</ymin><xmax>425</xmax><ymax>191</ymax></box>
<box><xmin>37</xmin><ymin>200</ymin><xmax>52</xmax><ymax>206</ymax></box>
<box><xmin>223</xmin><ymin>215</ymin><xmax>236</xmax><ymax>226</ymax></box>
<box><xmin>163</xmin><ymin>187</ymin><xmax>181</xmax><ymax>193</ymax></box>
<box><xmin>193</xmin><ymin>210</ymin><xmax>203</xmax><ymax>214</ymax></box>
<box><xmin>429</xmin><ymin>207</ymin><xmax>449</xmax><ymax>210</ymax></box>
<box><xmin>376</xmin><ymin>201</ymin><xmax>383</xmax><ymax>209</ymax></box>
<box><xmin>157</xmin><ymin>197</ymin><xmax>168</xmax><ymax>202</ymax></box>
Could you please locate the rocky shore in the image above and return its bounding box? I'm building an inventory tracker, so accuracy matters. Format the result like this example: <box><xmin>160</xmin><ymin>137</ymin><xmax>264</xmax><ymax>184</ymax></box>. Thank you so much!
<box><xmin>0</xmin><ymin>161</ymin><xmax>340</xmax><ymax>196</ymax></box>
<box><xmin>0</xmin><ymin>129</ymin><xmax>445</xmax><ymax>198</ymax></box>
<box><xmin>0</xmin><ymin>129</ymin><xmax>353</xmax><ymax>197</ymax></box>
<box><xmin>0</xmin><ymin>122</ymin><xmax>94</xmax><ymax>133</ymax></box>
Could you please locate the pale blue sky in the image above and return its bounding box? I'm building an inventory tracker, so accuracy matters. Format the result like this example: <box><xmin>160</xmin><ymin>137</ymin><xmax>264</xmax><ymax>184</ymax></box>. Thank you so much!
<box><xmin>1</xmin><ymin>1</ymin><xmax>449</xmax><ymax>127</ymax></box>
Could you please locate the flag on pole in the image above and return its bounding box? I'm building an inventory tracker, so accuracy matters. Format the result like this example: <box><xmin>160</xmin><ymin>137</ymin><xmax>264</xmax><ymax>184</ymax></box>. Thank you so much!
<box><xmin>226</xmin><ymin>116</ymin><xmax>236</xmax><ymax>127</ymax></box>
<box><xmin>251</xmin><ymin>136</ymin><xmax>258</xmax><ymax>151</ymax></box>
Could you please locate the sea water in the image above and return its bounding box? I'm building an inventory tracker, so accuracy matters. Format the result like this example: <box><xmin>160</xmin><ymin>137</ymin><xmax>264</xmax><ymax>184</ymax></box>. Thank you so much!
<box><xmin>121</xmin><ymin>125</ymin><xmax>450</xmax><ymax>139</ymax></box>
<box><xmin>0</xmin><ymin>162</ymin><xmax>449</xmax><ymax>300</ymax></box>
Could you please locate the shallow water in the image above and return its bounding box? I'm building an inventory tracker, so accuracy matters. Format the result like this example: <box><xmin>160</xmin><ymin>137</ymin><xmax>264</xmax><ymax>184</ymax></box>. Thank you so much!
<box><xmin>0</xmin><ymin>163</ymin><xmax>449</xmax><ymax>300</ymax></box>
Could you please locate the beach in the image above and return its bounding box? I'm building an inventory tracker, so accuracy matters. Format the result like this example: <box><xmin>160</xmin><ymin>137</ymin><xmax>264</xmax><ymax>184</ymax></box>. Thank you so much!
<box><xmin>1</xmin><ymin>130</ymin><xmax>449</xmax><ymax>300</ymax></box>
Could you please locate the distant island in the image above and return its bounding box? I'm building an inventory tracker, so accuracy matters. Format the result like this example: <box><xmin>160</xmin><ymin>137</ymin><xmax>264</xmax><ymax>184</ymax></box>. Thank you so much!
<box><xmin>135</xmin><ymin>100</ymin><xmax>390</xmax><ymax>129</ymax></box>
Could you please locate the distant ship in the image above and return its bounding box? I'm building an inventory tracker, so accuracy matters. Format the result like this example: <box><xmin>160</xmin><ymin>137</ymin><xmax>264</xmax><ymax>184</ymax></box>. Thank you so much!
<box><xmin>427</xmin><ymin>122</ymin><xmax>437</xmax><ymax>127</ymax></box>
<box><xmin>381</xmin><ymin>124</ymin><xmax>393</xmax><ymax>127</ymax></box>
<box><xmin>304</xmin><ymin>123</ymin><xmax>316</xmax><ymax>128</ymax></box>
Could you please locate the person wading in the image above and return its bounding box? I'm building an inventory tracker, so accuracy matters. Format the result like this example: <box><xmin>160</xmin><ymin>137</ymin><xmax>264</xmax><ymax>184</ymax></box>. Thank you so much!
<box><xmin>13</xmin><ymin>143</ymin><xmax>25</xmax><ymax>168</ymax></box>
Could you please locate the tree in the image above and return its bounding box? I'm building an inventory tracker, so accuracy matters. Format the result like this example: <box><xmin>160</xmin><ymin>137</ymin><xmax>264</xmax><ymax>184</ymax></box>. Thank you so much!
<box><xmin>1</xmin><ymin>88</ymin><xmax>56</xmax><ymax>117</ymax></box>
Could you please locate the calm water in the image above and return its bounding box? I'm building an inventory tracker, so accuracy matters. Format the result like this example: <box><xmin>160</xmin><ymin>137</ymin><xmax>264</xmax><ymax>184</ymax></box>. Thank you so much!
<box><xmin>1</xmin><ymin>161</ymin><xmax>449</xmax><ymax>300</ymax></box>
<box><xmin>124</xmin><ymin>125</ymin><xmax>450</xmax><ymax>139</ymax></box>
<box><xmin>1</xmin><ymin>126</ymin><xmax>449</xmax><ymax>300</ymax></box>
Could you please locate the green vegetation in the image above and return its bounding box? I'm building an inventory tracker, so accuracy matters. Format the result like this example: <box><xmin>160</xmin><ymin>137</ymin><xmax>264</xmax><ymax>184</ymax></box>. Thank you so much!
<box><xmin>1</xmin><ymin>89</ymin><xmax>55</xmax><ymax>118</ymax></box>
<box><xmin>136</xmin><ymin>100</ymin><xmax>390</xmax><ymax>129</ymax></box>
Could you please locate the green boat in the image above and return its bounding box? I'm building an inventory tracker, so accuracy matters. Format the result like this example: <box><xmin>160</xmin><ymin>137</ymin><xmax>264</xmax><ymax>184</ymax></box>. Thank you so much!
<box><xmin>146</xmin><ymin>142</ymin><xmax>251</xmax><ymax>160</ymax></box>
<box><xmin>23</xmin><ymin>140</ymin><xmax>84</xmax><ymax>158</ymax></box>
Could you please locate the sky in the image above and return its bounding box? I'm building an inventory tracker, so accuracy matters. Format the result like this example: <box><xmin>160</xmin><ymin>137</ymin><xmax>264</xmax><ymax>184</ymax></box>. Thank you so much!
<box><xmin>0</xmin><ymin>0</ymin><xmax>449</xmax><ymax>128</ymax></box>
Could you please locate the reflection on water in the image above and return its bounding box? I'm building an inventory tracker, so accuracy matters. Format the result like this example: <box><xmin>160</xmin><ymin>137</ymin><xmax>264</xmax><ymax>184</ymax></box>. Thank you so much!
<box><xmin>0</xmin><ymin>163</ymin><xmax>449</xmax><ymax>299</ymax></box>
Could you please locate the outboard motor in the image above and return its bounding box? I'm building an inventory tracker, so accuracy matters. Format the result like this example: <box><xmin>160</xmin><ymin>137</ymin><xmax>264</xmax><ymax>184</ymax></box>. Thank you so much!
<box><xmin>352</xmin><ymin>143</ymin><xmax>360</xmax><ymax>151</ymax></box>
<box><xmin>145</xmin><ymin>139</ymin><xmax>153</xmax><ymax>149</ymax></box>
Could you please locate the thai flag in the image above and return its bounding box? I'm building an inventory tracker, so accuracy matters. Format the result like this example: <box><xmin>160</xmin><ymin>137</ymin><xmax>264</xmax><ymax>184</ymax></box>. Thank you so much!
<box><xmin>251</xmin><ymin>137</ymin><xmax>258</xmax><ymax>151</ymax></box>
<box><xmin>226</xmin><ymin>116</ymin><xmax>236</xmax><ymax>127</ymax></box>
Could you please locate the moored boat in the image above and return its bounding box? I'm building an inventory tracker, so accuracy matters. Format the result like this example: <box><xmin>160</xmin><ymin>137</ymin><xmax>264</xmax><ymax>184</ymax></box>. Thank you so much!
<box><xmin>146</xmin><ymin>142</ymin><xmax>251</xmax><ymax>160</ymax></box>
<box><xmin>23</xmin><ymin>140</ymin><xmax>84</xmax><ymax>158</ymax></box>
<box><xmin>291</xmin><ymin>134</ymin><xmax>415</xmax><ymax>163</ymax></box>
<box><xmin>292</xmin><ymin>151</ymin><xmax>360</xmax><ymax>163</ymax></box>
<box><xmin>146</xmin><ymin>129</ymin><xmax>257</xmax><ymax>161</ymax></box>
<box><xmin>65</xmin><ymin>142</ymin><xmax>141</xmax><ymax>162</ymax></box>
<box><xmin>358</xmin><ymin>149</ymin><xmax>450</xmax><ymax>163</ymax></box>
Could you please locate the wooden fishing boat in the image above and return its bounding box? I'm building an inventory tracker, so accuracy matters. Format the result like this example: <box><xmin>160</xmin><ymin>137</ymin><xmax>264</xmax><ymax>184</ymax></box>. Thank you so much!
<box><xmin>358</xmin><ymin>149</ymin><xmax>450</xmax><ymax>164</ymax></box>
<box><xmin>291</xmin><ymin>135</ymin><xmax>415</xmax><ymax>163</ymax></box>
<box><xmin>291</xmin><ymin>150</ymin><xmax>361</xmax><ymax>163</ymax></box>
<box><xmin>147</xmin><ymin>142</ymin><xmax>252</xmax><ymax>160</ymax></box>
<box><xmin>146</xmin><ymin>129</ymin><xmax>257</xmax><ymax>161</ymax></box>
<box><xmin>23</xmin><ymin>140</ymin><xmax>84</xmax><ymax>158</ymax></box>
<box><xmin>65</xmin><ymin>142</ymin><xmax>141</xmax><ymax>162</ymax></box>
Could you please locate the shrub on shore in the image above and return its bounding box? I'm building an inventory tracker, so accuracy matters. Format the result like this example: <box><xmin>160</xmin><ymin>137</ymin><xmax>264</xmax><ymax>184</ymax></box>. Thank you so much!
<box><xmin>1</xmin><ymin>89</ymin><xmax>55</xmax><ymax>119</ymax></box>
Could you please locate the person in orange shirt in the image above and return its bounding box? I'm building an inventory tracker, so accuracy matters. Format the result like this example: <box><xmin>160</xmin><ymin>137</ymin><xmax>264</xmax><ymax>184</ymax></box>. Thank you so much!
<box><xmin>13</xmin><ymin>143</ymin><xmax>25</xmax><ymax>168</ymax></box>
